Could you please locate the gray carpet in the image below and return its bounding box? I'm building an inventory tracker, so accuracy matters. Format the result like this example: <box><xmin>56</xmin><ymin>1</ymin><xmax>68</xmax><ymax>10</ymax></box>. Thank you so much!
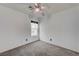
<box><xmin>0</xmin><ymin>40</ymin><xmax>79</xmax><ymax>56</ymax></box>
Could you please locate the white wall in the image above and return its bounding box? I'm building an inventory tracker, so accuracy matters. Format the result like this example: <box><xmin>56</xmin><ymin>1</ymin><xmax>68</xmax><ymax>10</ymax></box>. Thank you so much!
<box><xmin>40</xmin><ymin>6</ymin><xmax>79</xmax><ymax>52</ymax></box>
<box><xmin>0</xmin><ymin>5</ymin><xmax>38</xmax><ymax>53</ymax></box>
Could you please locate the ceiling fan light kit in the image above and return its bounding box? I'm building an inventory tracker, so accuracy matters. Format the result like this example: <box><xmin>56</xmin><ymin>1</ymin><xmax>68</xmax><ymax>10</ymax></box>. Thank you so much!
<box><xmin>29</xmin><ymin>3</ymin><xmax>45</xmax><ymax>13</ymax></box>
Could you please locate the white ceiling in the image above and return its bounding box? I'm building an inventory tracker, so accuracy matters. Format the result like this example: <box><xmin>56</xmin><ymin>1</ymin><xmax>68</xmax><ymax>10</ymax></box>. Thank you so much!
<box><xmin>0</xmin><ymin>3</ymin><xmax>79</xmax><ymax>14</ymax></box>
<box><xmin>0</xmin><ymin>3</ymin><xmax>79</xmax><ymax>20</ymax></box>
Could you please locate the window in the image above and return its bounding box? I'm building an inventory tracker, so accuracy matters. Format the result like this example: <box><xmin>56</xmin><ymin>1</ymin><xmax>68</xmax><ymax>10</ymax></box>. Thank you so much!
<box><xmin>31</xmin><ymin>21</ymin><xmax>38</xmax><ymax>36</ymax></box>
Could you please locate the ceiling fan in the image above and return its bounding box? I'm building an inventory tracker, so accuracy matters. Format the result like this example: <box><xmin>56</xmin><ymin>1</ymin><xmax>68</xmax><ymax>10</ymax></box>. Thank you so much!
<box><xmin>29</xmin><ymin>3</ymin><xmax>45</xmax><ymax>13</ymax></box>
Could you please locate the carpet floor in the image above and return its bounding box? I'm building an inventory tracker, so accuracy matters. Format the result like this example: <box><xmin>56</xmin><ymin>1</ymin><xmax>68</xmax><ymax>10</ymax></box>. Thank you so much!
<box><xmin>0</xmin><ymin>40</ymin><xmax>79</xmax><ymax>56</ymax></box>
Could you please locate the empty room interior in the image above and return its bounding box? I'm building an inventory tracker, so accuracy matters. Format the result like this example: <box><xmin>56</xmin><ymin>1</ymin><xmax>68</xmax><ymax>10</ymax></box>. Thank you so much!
<box><xmin>0</xmin><ymin>3</ymin><xmax>79</xmax><ymax>56</ymax></box>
